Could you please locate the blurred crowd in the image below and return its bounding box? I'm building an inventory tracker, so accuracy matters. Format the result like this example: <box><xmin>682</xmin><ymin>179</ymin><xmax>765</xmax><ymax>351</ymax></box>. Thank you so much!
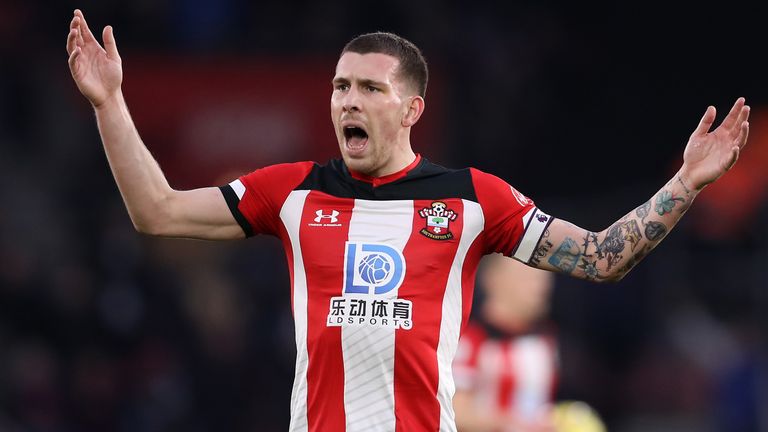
<box><xmin>1</xmin><ymin>1</ymin><xmax>767</xmax><ymax>431</ymax></box>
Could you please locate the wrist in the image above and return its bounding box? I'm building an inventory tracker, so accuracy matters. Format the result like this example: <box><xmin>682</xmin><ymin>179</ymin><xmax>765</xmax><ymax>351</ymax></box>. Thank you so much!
<box><xmin>674</xmin><ymin>168</ymin><xmax>700</xmax><ymax>202</ymax></box>
<box><xmin>677</xmin><ymin>166</ymin><xmax>703</xmax><ymax>193</ymax></box>
<box><xmin>93</xmin><ymin>89</ymin><xmax>124</xmax><ymax>111</ymax></box>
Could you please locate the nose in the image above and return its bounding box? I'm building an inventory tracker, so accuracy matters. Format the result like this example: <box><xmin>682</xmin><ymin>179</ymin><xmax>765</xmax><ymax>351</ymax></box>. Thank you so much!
<box><xmin>342</xmin><ymin>87</ymin><xmax>361</xmax><ymax>113</ymax></box>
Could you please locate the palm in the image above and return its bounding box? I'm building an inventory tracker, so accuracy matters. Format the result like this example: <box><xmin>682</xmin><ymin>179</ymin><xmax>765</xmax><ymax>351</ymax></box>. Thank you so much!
<box><xmin>682</xmin><ymin>98</ymin><xmax>750</xmax><ymax>190</ymax></box>
<box><xmin>66</xmin><ymin>10</ymin><xmax>122</xmax><ymax>106</ymax></box>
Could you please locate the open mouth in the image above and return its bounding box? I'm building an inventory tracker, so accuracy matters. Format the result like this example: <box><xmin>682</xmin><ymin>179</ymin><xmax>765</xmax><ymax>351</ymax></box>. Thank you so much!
<box><xmin>344</xmin><ymin>126</ymin><xmax>369</xmax><ymax>152</ymax></box>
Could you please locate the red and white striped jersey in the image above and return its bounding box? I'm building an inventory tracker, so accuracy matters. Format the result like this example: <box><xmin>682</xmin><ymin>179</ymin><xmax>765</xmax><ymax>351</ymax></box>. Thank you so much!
<box><xmin>453</xmin><ymin>321</ymin><xmax>559</xmax><ymax>422</ymax></box>
<box><xmin>220</xmin><ymin>155</ymin><xmax>553</xmax><ymax>432</ymax></box>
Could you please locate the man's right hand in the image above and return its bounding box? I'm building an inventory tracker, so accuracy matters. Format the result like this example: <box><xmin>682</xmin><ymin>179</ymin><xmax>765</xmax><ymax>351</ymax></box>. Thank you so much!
<box><xmin>66</xmin><ymin>9</ymin><xmax>122</xmax><ymax>107</ymax></box>
<box><xmin>64</xmin><ymin>10</ymin><xmax>244</xmax><ymax>241</ymax></box>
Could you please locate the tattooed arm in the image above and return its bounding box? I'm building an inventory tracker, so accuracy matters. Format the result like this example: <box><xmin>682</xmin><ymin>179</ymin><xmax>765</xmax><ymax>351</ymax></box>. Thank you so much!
<box><xmin>530</xmin><ymin>175</ymin><xmax>692</xmax><ymax>281</ymax></box>
<box><xmin>529</xmin><ymin>98</ymin><xmax>751</xmax><ymax>282</ymax></box>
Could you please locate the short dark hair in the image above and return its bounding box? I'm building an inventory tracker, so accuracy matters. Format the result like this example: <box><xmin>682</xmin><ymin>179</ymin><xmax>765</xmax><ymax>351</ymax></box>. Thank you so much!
<box><xmin>341</xmin><ymin>32</ymin><xmax>428</xmax><ymax>98</ymax></box>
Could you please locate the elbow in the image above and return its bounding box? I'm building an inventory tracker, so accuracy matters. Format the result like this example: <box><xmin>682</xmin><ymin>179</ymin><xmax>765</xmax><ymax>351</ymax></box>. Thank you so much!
<box><xmin>132</xmin><ymin>218</ymin><xmax>166</xmax><ymax>236</ymax></box>
<box><xmin>129</xmin><ymin>200</ymin><xmax>174</xmax><ymax>237</ymax></box>
<box><xmin>598</xmin><ymin>268</ymin><xmax>630</xmax><ymax>284</ymax></box>
<box><xmin>599</xmin><ymin>246</ymin><xmax>652</xmax><ymax>283</ymax></box>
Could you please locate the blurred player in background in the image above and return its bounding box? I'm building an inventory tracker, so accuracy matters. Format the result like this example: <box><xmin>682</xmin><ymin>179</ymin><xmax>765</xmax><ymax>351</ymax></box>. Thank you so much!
<box><xmin>453</xmin><ymin>255</ymin><xmax>606</xmax><ymax>432</ymax></box>
<box><xmin>454</xmin><ymin>254</ymin><xmax>558</xmax><ymax>432</ymax></box>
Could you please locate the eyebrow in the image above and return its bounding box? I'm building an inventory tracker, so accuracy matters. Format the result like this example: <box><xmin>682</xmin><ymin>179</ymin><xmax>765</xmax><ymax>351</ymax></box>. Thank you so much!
<box><xmin>332</xmin><ymin>77</ymin><xmax>389</xmax><ymax>88</ymax></box>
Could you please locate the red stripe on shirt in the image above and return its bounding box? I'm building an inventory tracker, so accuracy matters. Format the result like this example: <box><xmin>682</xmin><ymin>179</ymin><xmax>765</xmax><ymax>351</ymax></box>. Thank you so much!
<box><xmin>394</xmin><ymin>198</ymin><xmax>465</xmax><ymax>431</ymax></box>
<box><xmin>301</xmin><ymin>192</ymin><xmax>355</xmax><ymax>431</ymax></box>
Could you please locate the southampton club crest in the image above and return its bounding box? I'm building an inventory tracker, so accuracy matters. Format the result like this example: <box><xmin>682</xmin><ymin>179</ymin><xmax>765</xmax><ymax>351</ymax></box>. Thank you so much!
<box><xmin>418</xmin><ymin>201</ymin><xmax>458</xmax><ymax>240</ymax></box>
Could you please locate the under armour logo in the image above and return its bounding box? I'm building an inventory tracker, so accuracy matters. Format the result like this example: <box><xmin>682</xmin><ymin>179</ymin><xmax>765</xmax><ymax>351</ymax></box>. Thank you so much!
<box><xmin>315</xmin><ymin>210</ymin><xmax>340</xmax><ymax>223</ymax></box>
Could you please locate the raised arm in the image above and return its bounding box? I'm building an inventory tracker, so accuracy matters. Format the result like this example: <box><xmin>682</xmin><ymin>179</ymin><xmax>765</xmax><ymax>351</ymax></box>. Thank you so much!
<box><xmin>66</xmin><ymin>9</ymin><xmax>243</xmax><ymax>240</ymax></box>
<box><xmin>530</xmin><ymin>98</ymin><xmax>750</xmax><ymax>282</ymax></box>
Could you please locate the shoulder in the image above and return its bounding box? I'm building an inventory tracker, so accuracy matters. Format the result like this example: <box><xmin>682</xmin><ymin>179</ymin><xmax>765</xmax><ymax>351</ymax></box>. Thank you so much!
<box><xmin>417</xmin><ymin>160</ymin><xmax>534</xmax><ymax>204</ymax></box>
<box><xmin>390</xmin><ymin>158</ymin><xmax>477</xmax><ymax>201</ymax></box>
<box><xmin>237</xmin><ymin>161</ymin><xmax>317</xmax><ymax>193</ymax></box>
<box><xmin>469</xmin><ymin>168</ymin><xmax>533</xmax><ymax>206</ymax></box>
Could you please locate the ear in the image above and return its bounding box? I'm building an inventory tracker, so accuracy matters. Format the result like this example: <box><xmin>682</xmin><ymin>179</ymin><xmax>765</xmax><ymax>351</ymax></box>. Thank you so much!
<box><xmin>401</xmin><ymin>96</ymin><xmax>425</xmax><ymax>127</ymax></box>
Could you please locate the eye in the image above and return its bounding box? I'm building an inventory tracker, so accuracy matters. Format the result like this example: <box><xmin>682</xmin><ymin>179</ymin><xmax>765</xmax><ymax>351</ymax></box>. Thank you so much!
<box><xmin>335</xmin><ymin>83</ymin><xmax>349</xmax><ymax>91</ymax></box>
<box><xmin>366</xmin><ymin>85</ymin><xmax>379</xmax><ymax>93</ymax></box>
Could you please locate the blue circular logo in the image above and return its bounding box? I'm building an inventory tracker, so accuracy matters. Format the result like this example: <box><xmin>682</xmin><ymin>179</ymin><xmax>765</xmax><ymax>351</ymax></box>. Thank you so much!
<box><xmin>358</xmin><ymin>253</ymin><xmax>392</xmax><ymax>285</ymax></box>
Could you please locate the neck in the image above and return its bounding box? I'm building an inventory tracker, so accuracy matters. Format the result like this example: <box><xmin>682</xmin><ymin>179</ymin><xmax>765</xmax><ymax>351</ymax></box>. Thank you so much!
<box><xmin>348</xmin><ymin>153</ymin><xmax>421</xmax><ymax>187</ymax></box>
<box><xmin>377</xmin><ymin>148</ymin><xmax>416</xmax><ymax>177</ymax></box>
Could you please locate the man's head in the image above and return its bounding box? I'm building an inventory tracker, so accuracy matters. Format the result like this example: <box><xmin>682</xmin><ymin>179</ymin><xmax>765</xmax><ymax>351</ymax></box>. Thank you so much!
<box><xmin>331</xmin><ymin>32</ymin><xmax>428</xmax><ymax>177</ymax></box>
<box><xmin>341</xmin><ymin>32</ymin><xmax>428</xmax><ymax>98</ymax></box>
<box><xmin>479</xmin><ymin>254</ymin><xmax>554</xmax><ymax>333</ymax></box>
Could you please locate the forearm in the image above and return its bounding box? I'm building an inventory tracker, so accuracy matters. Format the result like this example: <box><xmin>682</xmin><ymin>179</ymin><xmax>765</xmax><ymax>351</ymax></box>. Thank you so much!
<box><xmin>94</xmin><ymin>91</ymin><xmax>175</xmax><ymax>233</ymax></box>
<box><xmin>597</xmin><ymin>171</ymin><xmax>697</xmax><ymax>280</ymax></box>
<box><xmin>68</xmin><ymin>11</ymin><xmax>244</xmax><ymax>240</ymax></box>
<box><xmin>537</xmin><ymin>171</ymin><xmax>698</xmax><ymax>282</ymax></box>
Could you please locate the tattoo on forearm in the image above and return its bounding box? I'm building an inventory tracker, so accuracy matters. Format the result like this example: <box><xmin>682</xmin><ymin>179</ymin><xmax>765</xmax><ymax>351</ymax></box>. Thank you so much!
<box><xmin>577</xmin><ymin>231</ymin><xmax>601</xmax><ymax>280</ymax></box>
<box><xmin>644</xmin><ymin>221</ymin><xmax>668</xmax><ymax>241</ymax></box>
<box><xmin>596</xmin><ymin>220</ymin><xmax>642</xmax><ymax>270</ymax></box>
<box><xmin>582</xmin><ymin>231</ymin><xmax>599</xmax><ymax>253</ymax></box>
<box><xmin>615</xmin><ymin>245</ymin><xmax>651</xmax><ymax>275</ymax></box>
<box><xmin>634</xmin><ymin>198</ymin><xmax>670</xmax><ymax>241</ymax></box>
<box><xmin>636</xmin><ymin>200</ymin><xmax>651</xmax><ymax>220</ymax></box>
<box><xmin>564</xmin><ymin>176</ymin><xmax>693</xmax><ymax>281</ymax></box>
<box><xmin>676</xmin><ymin>175</ymin><xmax>691</xmax><ymax>196</ymax></box>
<box><xmin>530</xmin><ymin>229</ymin><xmax>553</xmax><ymax>266</ymax></box>
<box><xmin>548</xmin><ymin>237</ymin><xmax>582</xmax><ymax>273</ymax></box>
<box><xmin>578</xmin><ymin>257</ymin><xmax>600</xmax><ymax>280</ymax></box>
<box><xmin>655</xmin><ymin>190</ymin><xmax>686</xmax><ymax>216</ymax></box>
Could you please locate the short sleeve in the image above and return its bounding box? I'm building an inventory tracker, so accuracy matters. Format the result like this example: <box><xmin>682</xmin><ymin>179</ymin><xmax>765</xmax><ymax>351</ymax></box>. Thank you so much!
<box><xmin>470</xmin><ymin>168</ymin><xmax>554</xmax><ymax>263</ymax></box>
<box><xmin>219</xmin><ymin>161</ymin><xmax>315</xmax><ymax>237</ymax></box>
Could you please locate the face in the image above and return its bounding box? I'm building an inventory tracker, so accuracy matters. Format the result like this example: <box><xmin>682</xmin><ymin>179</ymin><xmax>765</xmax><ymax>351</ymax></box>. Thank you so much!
<box><xmin>331</xmin><ymin>52</ymin><xmax>419</xmax><ymax>177</ymax></box>
<box><xmin>481</xmin><ymin>255</ymin><xmax>553</xmax><ymax>332</ymax></box>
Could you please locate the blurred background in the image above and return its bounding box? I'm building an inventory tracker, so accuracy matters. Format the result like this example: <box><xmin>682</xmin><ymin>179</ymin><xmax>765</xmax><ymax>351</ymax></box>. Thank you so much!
<box><xmin>1</xmin><ymin>1</ymin><xmax>767</xmax><ymax>431</ymax></box>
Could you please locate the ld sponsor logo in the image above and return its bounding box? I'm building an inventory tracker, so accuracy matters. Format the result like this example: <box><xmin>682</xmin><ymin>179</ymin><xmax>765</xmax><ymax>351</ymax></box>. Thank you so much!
<box><xmin>343</xmin><ymin>242</ymin><xmax>405</xmax><ymax>295</ymax></box>
<box><xmin>326</xmin><ymin>297</ymin><xmax>412</xmax><ymax>330</ymax></box>
<box><xmin>327</xmin><ymin>242</ymin><xmax>412</xmax><ymax>330</ymax></box>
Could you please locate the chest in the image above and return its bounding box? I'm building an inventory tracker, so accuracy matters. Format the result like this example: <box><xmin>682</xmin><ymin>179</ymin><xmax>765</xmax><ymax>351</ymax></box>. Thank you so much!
<box><xmin>283</xmin><ymin>192</ymin><xmax>483</xmax><ymax>298</ymax></box>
